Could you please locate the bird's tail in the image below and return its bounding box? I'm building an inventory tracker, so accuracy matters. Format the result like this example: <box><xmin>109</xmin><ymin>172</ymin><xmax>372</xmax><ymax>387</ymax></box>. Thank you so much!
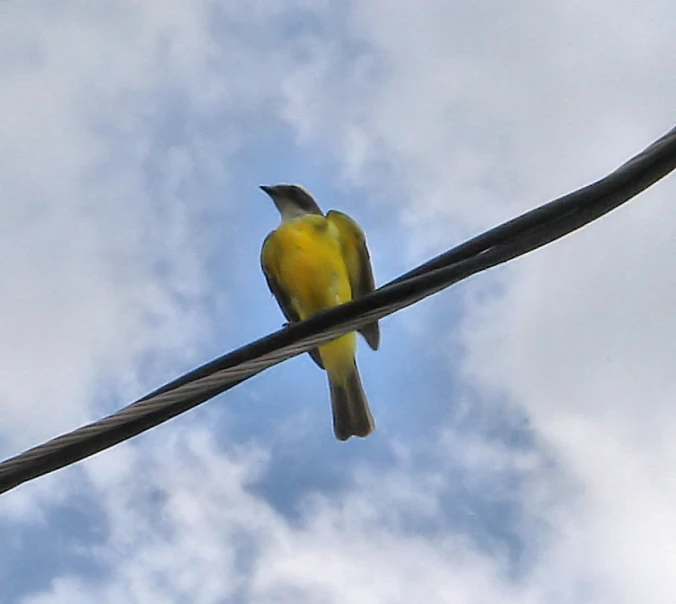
<box><xmin>328</xmin><ymin>360</ymin><xmax>375</xmax><ymax>441</ymax></box>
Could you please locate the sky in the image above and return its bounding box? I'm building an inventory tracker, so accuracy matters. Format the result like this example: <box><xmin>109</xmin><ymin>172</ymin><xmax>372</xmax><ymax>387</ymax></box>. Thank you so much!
<box><xmin>1</xmin><ymin>1</ymin><xmax>675</xmax><ymax>603</ymax></box>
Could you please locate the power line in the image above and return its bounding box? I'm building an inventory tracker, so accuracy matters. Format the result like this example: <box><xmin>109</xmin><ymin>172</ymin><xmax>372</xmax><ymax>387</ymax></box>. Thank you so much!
<box><xmin>1</xmin><ymin>125</ymin><xmax>675</xmax><ymax>496</ymax></box>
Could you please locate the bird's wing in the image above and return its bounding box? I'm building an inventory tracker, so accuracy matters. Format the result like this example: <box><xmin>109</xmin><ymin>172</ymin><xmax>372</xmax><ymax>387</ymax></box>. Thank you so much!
<box><xmin>327</xmin><ymin>210</ymin><xmax>380</xmax><ymax>351</ymax></box>
<box><xmin>261</xmin><ymin>231</ymin><xmax>325</xmax><ymax>369</ymax></box>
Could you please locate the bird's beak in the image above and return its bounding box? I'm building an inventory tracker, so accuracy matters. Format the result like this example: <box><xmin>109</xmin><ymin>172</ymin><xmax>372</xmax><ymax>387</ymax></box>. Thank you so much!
<box><xmin>260</xmin><ymin>185</ymin><xmax>274</xmax><ymax>197</ymax></box>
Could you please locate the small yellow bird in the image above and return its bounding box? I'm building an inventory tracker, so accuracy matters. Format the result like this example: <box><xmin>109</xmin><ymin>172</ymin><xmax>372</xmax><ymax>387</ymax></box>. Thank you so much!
<box><xmin>260</xmin><ymin>184</ymin><xmax>380</xmax><ymax>440</ymax></box>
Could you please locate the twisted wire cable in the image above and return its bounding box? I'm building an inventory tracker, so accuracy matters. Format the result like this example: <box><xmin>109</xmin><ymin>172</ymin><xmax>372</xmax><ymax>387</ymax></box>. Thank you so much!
<box><xmin>1</xmin><ymin>125</ymin><xmax>675</xmax><ymax>495</ymax></box>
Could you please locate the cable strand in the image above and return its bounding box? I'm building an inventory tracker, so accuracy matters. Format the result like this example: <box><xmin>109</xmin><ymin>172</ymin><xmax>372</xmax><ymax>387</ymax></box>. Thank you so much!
<box><xmin>1</xmin><ymin>125</ymin><xmax>675</xmax><ymax>495</ymax></box>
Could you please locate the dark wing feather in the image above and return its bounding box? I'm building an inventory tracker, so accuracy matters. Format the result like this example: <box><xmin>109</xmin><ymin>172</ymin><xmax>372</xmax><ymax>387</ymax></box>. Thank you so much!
<box><xmin>261</xmin><ymin>231</ymin><xmax>325</xmax><ymax>369</ymax></box>
<box><xmin>327</xmin><ymin>210</ymin><xmax>380</xmax><ymax>350</ymax></box>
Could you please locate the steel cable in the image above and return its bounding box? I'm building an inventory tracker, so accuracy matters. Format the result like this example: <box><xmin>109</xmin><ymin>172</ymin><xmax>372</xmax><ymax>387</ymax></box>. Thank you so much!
<box><xmin>1</xmin><ymin>125</ymin><xmax>675</xmax><ymax>495</ymax></box>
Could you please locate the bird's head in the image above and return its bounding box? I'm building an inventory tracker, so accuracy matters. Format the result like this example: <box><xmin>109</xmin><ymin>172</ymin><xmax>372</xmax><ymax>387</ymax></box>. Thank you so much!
<box><xmin>260</xmin><ymin>184</ymin><xmax>323</xmax><ymax>221</ymax></box>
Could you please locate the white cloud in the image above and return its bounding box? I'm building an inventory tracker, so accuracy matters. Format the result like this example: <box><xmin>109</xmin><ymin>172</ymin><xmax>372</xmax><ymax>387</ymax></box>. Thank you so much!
<box><xmin>0</xmin><ymin>2</ymin><xmax>227</xmax><ymax>451</ymax></box>
<box><xmin>18</xmin><ymin>428</ymin><xmax>533</xmax><ymax>604</ymax></box>
<box><xmin>459</xmin><ymin>186</ymin><xmax>676</xmax><ymax>601</ymax></box>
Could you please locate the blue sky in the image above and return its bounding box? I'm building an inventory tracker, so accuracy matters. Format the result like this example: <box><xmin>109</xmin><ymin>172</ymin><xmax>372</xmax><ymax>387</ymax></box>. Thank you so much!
<box><xmin>1</xmin><ymin>2</ymin><xmax>676</xmax><ymax>603</ymax></box>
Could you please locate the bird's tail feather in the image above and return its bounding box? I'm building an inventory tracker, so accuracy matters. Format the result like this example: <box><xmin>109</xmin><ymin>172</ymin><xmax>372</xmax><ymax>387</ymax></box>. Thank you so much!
<box><xmin>329</xmin><ymin>362</ymin><xmax>375</xmax><ymax>441</ymax></box>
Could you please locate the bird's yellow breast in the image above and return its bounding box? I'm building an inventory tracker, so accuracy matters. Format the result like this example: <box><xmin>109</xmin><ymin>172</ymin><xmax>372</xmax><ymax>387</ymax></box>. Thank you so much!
<box><xmin>265</xmin><ymin>215</ymin><xmax>352</xmax><ymax>319</ymax></box>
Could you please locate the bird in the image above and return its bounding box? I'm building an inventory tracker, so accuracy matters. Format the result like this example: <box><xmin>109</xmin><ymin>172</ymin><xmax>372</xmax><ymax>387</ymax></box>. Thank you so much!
<box><xmin>260</xmin><ymin>184</ymin><xmax>380</xmax><ymax>440</ymax></box>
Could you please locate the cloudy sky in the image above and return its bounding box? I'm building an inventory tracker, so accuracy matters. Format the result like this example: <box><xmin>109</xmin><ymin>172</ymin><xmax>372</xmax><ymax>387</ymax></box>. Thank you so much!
<box><xmin>1</xmin><ymin>2</ymin><xmax>675</xmax><ymax>602</ymax></box>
